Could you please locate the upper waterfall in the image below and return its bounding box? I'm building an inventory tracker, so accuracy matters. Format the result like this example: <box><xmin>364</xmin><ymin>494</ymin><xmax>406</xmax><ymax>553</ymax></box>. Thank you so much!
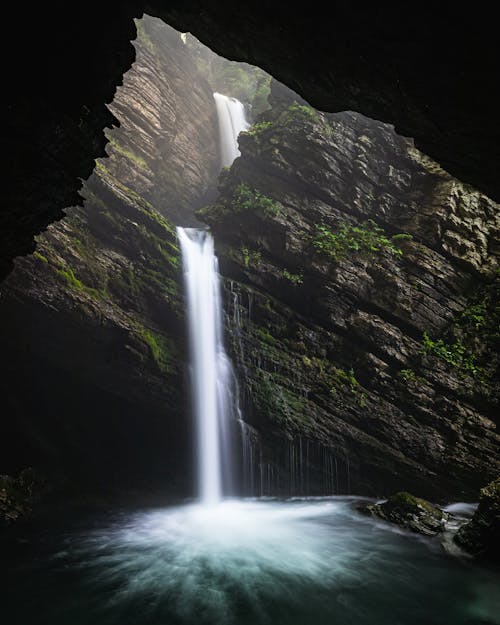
<box><xmin>213</xmin><ymin>92</ymin><xmax>250</xmax><ymax>168</ymax></box>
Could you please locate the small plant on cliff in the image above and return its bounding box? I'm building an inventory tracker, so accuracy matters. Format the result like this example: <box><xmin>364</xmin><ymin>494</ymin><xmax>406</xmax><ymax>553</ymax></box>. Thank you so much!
<box><xmin>245</xmin><ymin>121</ymin><xmax>273</xmax><ymax>136</ymax></box>
<box><xmin>421</xmin><ymin>332</ymin><xmax>486</xmax><ymax>379</ymax></box>
<box><xmin>232</xmin><ymin>183</ymin><xmax>282</xmax><ymax>217</ymax></box>
<box><xmin>286</xmin><ymin>101</ymin><xmax>319</xmax><ymax>123</ymax></box>
<box><xmin>398</xmin><ymin>368</ymin><xmax>418</xmax><ymax>383</ymax></box>
<box><xmin>241</xmin><ymin>247</ymin><xmax>262</xmax><ymax>268</ymax></box>
<box><xmin>280</xmin><ymin>269</ymin><xmax>303</xmax><ymax>285</ymax></box>
<box><xmin>313</xmin><ymin>220</ymin><xmax>412</xmax><ymax>263</ymax></box>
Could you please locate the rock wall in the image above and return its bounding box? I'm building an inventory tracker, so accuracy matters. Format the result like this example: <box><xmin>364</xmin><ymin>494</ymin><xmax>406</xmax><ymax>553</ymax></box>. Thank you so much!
<box><xmin>0</xmin><ymin>17</ymin><xmax>219</xmax><ymax>493</ymax></box>
<box><xmin>200</xmin><ymin>85</ymin><xmax>499</xmax><ymax>500</ymax></box>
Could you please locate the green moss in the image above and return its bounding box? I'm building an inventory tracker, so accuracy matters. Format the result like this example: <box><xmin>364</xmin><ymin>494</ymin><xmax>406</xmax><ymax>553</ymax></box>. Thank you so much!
<box><xmin>257</xmin><ymin>327</ymin><xmax>277</xmax><ymax>345</ymax></box>
<box><xmin>94</xmin><ymin>159</ymin><xmax>111</xmax><ymax>177</ymax></box>
<box><xmin>313</xmin><ymin>220</ymin><xmax>412</xmax><ymax>263</ymax></box>
<box><xmin>253</xmin><ymin>371</ymin><xmax>310</xmax><ymax>430</ymax></box>
<box><xmin>55</xmin><ymin>264</ymin><xmax>106</xmax><ymax>300</ymax></box>
<box><xmin>138</xmin><ymin>326</ymin><xmax>175</xmax><ymax>374</ymax></box>
<box><xmin>33</xmin><ymin>251</ymin><xmax>48</xmax><ymax>264</ymax></box>
<box><xmin>106</xmin><ymin>135</ymin><xmax>150</xmax><ymax>171</ymax></box>
<box><xmin>56</xmin><ymin>266</ymin><xmax>84</xmax><ymax>290</ymax></box>
<box><xmin>280</xmin><ymin>269</ymin><xmax>303</xmax><ymax>285</ymax></box>
<box><xmin>390</xmin><ymin>492</ymin><xmax>442</xmax><ymax>518</ymax></box>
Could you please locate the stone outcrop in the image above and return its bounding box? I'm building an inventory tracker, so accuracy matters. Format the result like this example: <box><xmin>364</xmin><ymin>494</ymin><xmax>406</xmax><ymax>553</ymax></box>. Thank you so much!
<box><xmin>364</xmin><ymin>492</ymin><xmax>447</xmax><ymax>536</ymax></box>
<box><xmin>454</xmin><ymin>478</ymin><xmax>500</xmax><ymax>560</ymax></box>
<box><xmin>200</xmin><ymin>85</ymin><xmax>499</xmax><ymax>500</ymax></box>
<box><xmin>0</xmin><ymin>17</ymin><xmax>219</xmax><ymax>493</ymax></box>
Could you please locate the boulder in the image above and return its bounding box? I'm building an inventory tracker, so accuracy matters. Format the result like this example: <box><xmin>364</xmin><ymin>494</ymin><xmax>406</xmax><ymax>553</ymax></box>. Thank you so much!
<box><xmin>454</xmin><ymin>478</ymin><xmax>500</xmax><ymax>561</ymax></box>
<box><xmin>365</xmin><ymin>491</ymin><xmax>447</xmax><ymax>536</ymax></box>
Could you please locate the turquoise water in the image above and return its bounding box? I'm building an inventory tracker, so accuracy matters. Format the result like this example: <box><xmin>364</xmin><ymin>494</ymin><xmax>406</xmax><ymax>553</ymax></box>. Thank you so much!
<box><xmin>3</xmin><ymin>497</ymin><xmax>499</xmax><ymax>625</ymax></box>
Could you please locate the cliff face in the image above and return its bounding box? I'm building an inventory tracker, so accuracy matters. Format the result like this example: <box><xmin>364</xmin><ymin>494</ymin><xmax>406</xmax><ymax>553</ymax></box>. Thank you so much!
<box><xmin>200</xmin><ymin>86</ymin><xmax>499</xmax><ymax>500</ymax></box>
<box><xmin>2</xmin><ymin>19</ymin><xmax>498</xmax><ymax>501</ymax></box>
<box><xmin>0</xmin><ymin>17</ymin><xmax>219</xmax><ymax>492</ymax></box>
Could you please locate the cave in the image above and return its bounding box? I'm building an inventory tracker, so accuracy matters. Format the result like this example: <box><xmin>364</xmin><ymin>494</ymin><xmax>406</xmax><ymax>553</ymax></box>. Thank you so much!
<box><xmin>1</xmin><ymin>7</ymin><xmax>499</xmax><ymax>625</ymax></box>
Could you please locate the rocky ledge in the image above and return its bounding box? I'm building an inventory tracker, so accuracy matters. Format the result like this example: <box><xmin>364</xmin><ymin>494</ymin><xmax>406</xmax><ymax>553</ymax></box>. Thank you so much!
<box><xmin>199</xmin><ymin>83</ymin><xmax>499</xmax><ymax>500</ymax></box>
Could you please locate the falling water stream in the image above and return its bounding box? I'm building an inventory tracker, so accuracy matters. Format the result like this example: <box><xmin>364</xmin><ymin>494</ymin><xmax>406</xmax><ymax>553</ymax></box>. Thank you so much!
<box><xmin>213</xmin><ymin>92</ymin><xmax>250</xmax><ymax>167</ymax></box>
<box><xmin>3</xmin><ymin>94</ymin><xmax>500</xmax><ymax>625</ymax></box>
<box><xmin>177</xmin><ymin>227</ymin><xmax>237</xmax><ymax>504</ymax></box>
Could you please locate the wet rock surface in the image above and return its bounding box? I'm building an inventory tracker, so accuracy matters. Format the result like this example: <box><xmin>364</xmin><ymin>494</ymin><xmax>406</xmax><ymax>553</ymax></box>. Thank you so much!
<box><xmin>364</xmin><ymin>492</ymin><xmax>447</xmax><ymax>536</ymax></box>
<box><xmin>200</xmin><ymin>84</ymin><xmax>499</xmax><ymax>499</ymax></box>
<box><xmin>454</xmin><ymin>478</ymin><xmax>500</xmax><ymax>561</ymax></box>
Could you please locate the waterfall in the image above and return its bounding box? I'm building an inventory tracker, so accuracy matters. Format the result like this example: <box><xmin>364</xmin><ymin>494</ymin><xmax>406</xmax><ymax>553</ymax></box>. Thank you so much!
<box><xmin>177</xmin><ymin>227</ymin><xmax>238</xmax><ymax>505</ymax></box>
<box><xmin>213</xmin><ymin>92</ymin><xmax>250</xmax><ymax>168</ymax></box>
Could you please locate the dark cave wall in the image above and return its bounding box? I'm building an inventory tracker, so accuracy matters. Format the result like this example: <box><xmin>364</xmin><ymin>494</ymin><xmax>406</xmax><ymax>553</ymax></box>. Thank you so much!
<box><xmin>3</xmin><ymin>2</ymin><xmax>500</xmax><ymax>280</ymax></box>
<box><xmin>0</xmin><ymin>17</ymin><xmax>219</xmax><ymax>493</ymax></box>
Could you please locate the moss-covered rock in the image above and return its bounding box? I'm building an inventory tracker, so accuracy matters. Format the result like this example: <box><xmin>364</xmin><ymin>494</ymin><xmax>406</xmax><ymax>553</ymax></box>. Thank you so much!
<box><xmin>365</xmin><ymin>492</ymin><xmax>447</xmax><ymax>536</ymax></box>
<box><xmin>454</xmin><ymin>478</ymin><xmax>500</xmax><ymax>560</ymax></box>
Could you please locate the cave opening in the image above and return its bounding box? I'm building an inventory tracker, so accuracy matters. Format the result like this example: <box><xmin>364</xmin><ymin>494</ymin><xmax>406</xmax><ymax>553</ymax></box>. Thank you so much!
<box><xmin>1</xmin><ymin>13</ymin><xmax>499</xmax><ymax>625</ymax></box>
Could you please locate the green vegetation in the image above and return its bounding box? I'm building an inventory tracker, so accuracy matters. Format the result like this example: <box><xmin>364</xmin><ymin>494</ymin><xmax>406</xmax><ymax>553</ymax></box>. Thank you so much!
<box><xmin>55</xmin><ymin>264</ymin><xmax>105</xmax><ymax>300</ymax></box>
<box><xmin>398</xmin><ymin>368</ymin><xmax>418</xmax><ymax>383</ymax></box>
<box><xmin>286</xmin><ymin>101</ymin><xmax>319</xmax><ymax>123</ymax></box>
<box><xmin>389</xmin><ymin>492</ymin><xmax>442</xmax><ymax>517</ymax></box>
<box><xmin>138</xmin><ymin>326</ymin><xmax>175</xmax><ymax>374</ymax></box>
<box><xmin>257</xmin><ymin>327</ymin><xmax>277</xmax><ymax>345</ymax></box>
<box><xmin>421</xmin><ymin>332</ymin><xmax>486</xmax><ymax>380</ymax></box>
<box><xmin>303</xmin><ymin>356</ymin><xmax>368</xmax><ymax>407</ymax></box>
<box><xmin>280</xmin><ymin>269</ymin><xmax>303</xmax><ymax>286</ymax></box>
<box><xmin>241</xmin><ymin>247</ymin><xmax>262</xmax><ymax>268</ymax></box>
<box><xmin>329</xmin><ymin>366</ymin><xmax>367</xmax><ymax>407</ymax></box>
<box><xmin>33</xmin><ymin>251</ymin><xmax>48</xmax><ymax>264</ymax></box>
<box><xmin>232</xmin><ymin>183</ymin><xmax>282</xmax><ymax>217</ymax></box>
<box><xmin>313</xmin><ymin>220</ymin><xmax>412</xmax><ymax>263</ymax></box>
<box><xmin>253</xmin><ymin>371</ymin><xmax>311</xmax><ymax>430</ymax></box>
<box><xmin>417</xmin><ymin>279</ymin><xmax>498</xmax><ymax>386</ymax></box>
<box><xmin>245</xmin><ymin>121</ymin><xmax>273</xmax><ymax>136</ymax></box>
<box><xmin>106</xmin><ymin>135</ymin><xmax>150</xmax><ymax>171</ymax></box>
<box><xmin>56</xmin><ymin>266</ymin><xmax>84</xmax><ymax>290</ymax></box>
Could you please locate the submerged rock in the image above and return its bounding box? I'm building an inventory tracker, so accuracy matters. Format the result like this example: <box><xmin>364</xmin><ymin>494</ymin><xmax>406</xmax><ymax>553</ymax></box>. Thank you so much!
<box><xmin>454</xmin><ymin>478</ymin><xmax>500</xmax><ymax>561</ymax></box>
<box><xmin>365</xmin><ymin>491</ymin><xmax>447</xmax><ymax>536</ymax></box>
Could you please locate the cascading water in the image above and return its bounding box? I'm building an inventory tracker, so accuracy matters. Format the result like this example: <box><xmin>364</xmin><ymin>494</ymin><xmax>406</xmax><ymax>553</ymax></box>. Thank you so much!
<box><xmin>175</xmin><ymin>93</ymin><xmax>248</xmax><ymax>505</ymax></box>
<box><xmin>177</xmin><ymin>227</ymin><xmax>239</xmax><ymax>505</ymax></box>
<box><xmin>213</xmin><ymin>92</ymin><xmax>250</xmax><ymax>168</ymax></box>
